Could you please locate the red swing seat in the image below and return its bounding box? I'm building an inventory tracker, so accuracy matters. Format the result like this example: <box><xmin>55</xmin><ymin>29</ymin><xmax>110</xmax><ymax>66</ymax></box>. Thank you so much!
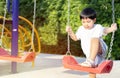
<box><xmin>62</xmin><ymin>55</ymin><xmax>113</xmax><ymax>74</ymax></box>
<box><xmin>0</xmin><ymin>48</ymin><xmax>35</xmax><ymax>62</ymax></box>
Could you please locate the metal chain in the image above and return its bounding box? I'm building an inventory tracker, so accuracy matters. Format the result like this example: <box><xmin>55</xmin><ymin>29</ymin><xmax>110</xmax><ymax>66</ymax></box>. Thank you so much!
<box><xmin>29</xmin><ymin>0</ymin><xmax>36</xmax><ymax>52</ymax></box>
<box><xmin>67</xmin><ymin>0</ymin><xmax>70</xmax><ymax>26</ymax></box>
<box><xmin>66</xmin><ymin>0</ymin><xmax>71</xmax><ymax>55</ymax></box>
<box><xmin>0</xmin><ymin>0</ymin><xmax>8</xmax><ymax>48</ymax></box>
<box><xmin>107</xmin><ymin>0</ymin><xmax>115</xmax><ymax>59</ymax></box>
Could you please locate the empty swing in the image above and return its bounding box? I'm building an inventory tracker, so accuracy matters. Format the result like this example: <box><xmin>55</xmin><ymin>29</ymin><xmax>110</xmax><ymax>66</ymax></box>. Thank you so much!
<box><xmin>0</xmin><ymin>0</ymin><xmax>36</xmax><ymax>63</ymax></box>
<box><xmin>0</xmin><ymin>48</ymin><xmax>35</xmax><ymax>62</ymax></box>
<box><xmin>62</xmin><ymin>0</ymin><xmax>116</xmax><ymax>74</ymax></box>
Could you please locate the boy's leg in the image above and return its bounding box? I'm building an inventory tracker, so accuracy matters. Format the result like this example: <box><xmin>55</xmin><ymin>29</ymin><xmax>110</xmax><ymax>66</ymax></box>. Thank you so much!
<box><xmin>89</xmin><ymin>73</ymin><xmax>96</xmax><ymax>78</ymax></box>
<box><xmin>81</xmin><ymin>38</ymin><xmax>102</xmax><ymax>67</ymax></box>
<box><xmin>89</xmin><ymin>38</ymin><xmax>101</xmax><ymax>61</ymax></box>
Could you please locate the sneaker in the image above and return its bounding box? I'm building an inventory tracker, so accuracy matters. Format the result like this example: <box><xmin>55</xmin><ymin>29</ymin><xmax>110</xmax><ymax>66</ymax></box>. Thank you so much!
<box><xmin>80</xmin><ymin>59</ymin><xmax>95</xmax><ymax>67</ymax></box>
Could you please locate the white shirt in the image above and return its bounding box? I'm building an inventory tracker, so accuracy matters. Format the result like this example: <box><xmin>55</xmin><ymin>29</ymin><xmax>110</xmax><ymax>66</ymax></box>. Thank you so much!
<box><xmin>76</xmin><ymin>24</ymin><xmax>106</xmax><ymax>57</ymax></box>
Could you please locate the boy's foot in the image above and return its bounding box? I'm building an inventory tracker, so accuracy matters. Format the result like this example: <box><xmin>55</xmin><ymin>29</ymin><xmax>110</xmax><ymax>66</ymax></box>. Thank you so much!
<box><xmin>80</xmin><ymin>59</ymin><xmax>95</xmax><ymax>67</ymax></box>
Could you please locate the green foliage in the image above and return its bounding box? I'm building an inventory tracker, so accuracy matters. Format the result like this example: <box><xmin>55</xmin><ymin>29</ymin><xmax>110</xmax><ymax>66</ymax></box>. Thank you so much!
<box><xmin>0</xmin><ymin>3</ymin><xmax>3</xmax><ymax>13</ymax></box>
<box><xmin>0</xmin><ymin>1</ymin><xmax>6</xmax><ymax>15</ymax></box>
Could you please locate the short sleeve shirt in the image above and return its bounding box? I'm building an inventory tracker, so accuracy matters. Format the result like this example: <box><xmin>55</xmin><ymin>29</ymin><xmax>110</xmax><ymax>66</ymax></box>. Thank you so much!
<box><xmin>75</xmin><ymin>24</ymin><xmax>105</xmax><ymax>57</ymax></box>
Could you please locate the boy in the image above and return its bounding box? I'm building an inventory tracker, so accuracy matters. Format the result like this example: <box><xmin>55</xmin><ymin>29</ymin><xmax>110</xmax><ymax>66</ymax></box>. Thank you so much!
<box><xmin>66</xmin><ymin>7</ymin><xmax>117</xmax><ymax>78</ymax></box>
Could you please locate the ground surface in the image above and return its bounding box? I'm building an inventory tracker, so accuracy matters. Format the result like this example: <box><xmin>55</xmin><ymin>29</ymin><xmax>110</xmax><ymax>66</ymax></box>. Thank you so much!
<box><xmin>0</xmin><ymin>53</ymin><xmax>119</xmax><ymax>78</ymax></box>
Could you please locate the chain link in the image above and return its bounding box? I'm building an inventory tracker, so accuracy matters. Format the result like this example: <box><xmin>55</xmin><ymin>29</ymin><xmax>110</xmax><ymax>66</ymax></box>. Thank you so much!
<box><xmin>107</xmin><ymin>0</ymin><xmax>115</xmax><ymax>59</ymax></box>
<box><xmin>66</xmin><ymin>0</ymin><xmax>71</xmax><ymax>55</ymax></box>
<box><xmin>0</xmin><ymin>0</ymin><xmax>8</xmax><ymax>47</ymax></box>
<box><xmin>29</xmin><ymin>0</ymin><xmax>36</xmax><ymax>52</ymax></box>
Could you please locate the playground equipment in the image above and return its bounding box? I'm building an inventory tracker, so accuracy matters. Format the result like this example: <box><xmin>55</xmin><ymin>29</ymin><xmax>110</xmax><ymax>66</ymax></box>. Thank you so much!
<box><xmin>0</xmin><ymin>48</ymin><xmax>35</xmax><ymax>62</ymax></box>
<box><xmin>63</xmin><ymin>0</ymin><xmax>115</xmax><ymax>74</ymax></box>
<box><xmin>0</xmin><ymin>16</ymin><xmax>41</xmax><ymax>53</ymax></box>
<box><xmin>0</xmin><ymin>0</ymin><xmax>40</xmax><ymax>73</ymax></box>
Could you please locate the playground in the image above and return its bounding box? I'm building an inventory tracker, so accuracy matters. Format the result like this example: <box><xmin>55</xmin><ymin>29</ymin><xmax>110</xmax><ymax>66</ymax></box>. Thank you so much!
<box><xmin>0</xmin><ymin>53</ymin><xmax>120</xmax><ymax>78</ymax></box>
<box><xmin>0</xmin><ymin>0</ymin><xmax>120</xmax><ymax>78</ymax></box>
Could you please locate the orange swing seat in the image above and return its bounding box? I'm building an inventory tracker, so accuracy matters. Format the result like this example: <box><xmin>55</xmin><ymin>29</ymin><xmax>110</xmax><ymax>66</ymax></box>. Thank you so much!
<box><xmin>62</xmin><ymin>55</ymin><xmax>113</xmax><ymax>74</ymax></box>
<box><xmin>0</xmin><ymin>48</ymin><xmax>35</xmax><ymax>62</ymax></box>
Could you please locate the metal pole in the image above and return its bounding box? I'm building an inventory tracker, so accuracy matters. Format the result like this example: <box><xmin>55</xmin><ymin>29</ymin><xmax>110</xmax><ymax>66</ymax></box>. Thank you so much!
<box><xmin>11</xmin><ymin>0</ymin><xmax>19</xmax><ymax>73</ymax></box>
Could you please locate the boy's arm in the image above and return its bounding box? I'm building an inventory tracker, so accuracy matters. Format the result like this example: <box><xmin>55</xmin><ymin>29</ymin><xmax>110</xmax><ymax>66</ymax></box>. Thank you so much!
<box><xmin>66</xmin><ymin>26</ymin><xmax>78</xmax><ymax>41</ymax></box>
<box><xmin>104</xmin><ymin>23</ymin><xmax>117</xmax><ymax>34</ymax></box>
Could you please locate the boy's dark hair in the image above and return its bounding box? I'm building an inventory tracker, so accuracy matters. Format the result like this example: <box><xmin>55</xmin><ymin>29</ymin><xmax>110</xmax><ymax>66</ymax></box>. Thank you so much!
<box><xmin>80</xmin><ymin>8</ymin><xmax>96</xmax><ymax>20</ymax></box>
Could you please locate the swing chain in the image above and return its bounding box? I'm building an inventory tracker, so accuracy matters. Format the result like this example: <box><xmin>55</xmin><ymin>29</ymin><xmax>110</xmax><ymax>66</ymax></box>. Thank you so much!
<box><xmin>0</xmin><ymin>0</ymin><xmax>8</xmax><ymax>47</ymax></box>
<box><xmin>107</xmin><ymin>32</ymin><xmax>115</xmax><ymax>59</ymax></box>
<box><xmin>107</xmin><ymin>0</ymin><xmax>115</xmax><ymax>60</ymax></box>
<box><xmin>29</xmin><ymin>0</ymin><xmax>36</xmax><ymax>52</ymax></box>
<box><xmin>67</xmin><ymin>0</ymin><xmax>70</xmax><ymax>26</ymax></box>
<box><xmin>66</xmin><ymin>0</ymin><xmax>71</xmax><ymax>55</ymax></box>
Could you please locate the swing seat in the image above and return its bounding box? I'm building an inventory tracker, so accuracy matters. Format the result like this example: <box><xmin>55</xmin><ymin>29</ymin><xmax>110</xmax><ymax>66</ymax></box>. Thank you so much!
<box><xmin>0</xmin><ymin>48</ymin><xmax>36</xmax><ymax>62</ymax></box>
<box><xmin>62</xmin><ymin>55</ymin><xmax>113</xmax><ymax>74</ymax></box>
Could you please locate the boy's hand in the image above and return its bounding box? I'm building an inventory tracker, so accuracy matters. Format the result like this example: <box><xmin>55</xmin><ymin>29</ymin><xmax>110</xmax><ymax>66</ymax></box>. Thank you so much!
<box><xmin>111</xmin><ymin>23</ymin><xmax>117</xmax><ymax>31</ymax></box>
<box><xmin>66</xmin><ymin>26</ymin><xmax>72</xmax><ymax>33</ymax></box>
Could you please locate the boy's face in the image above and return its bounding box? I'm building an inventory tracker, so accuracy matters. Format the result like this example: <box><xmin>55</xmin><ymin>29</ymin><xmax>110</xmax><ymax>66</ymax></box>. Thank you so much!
<box><xmin>81</xmin><ymin>18</ymin><xmax>96</xmax><ymax>29</ymax></box>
